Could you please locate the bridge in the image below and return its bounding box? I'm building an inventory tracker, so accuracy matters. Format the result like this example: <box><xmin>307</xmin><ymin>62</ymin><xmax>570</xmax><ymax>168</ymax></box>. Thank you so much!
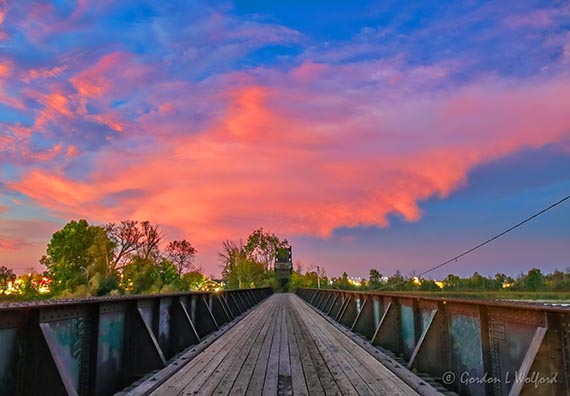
<box><xmin>0</xmin><ymin>288</ymin><xmax>568</xmax><ymax>396</ymax></box>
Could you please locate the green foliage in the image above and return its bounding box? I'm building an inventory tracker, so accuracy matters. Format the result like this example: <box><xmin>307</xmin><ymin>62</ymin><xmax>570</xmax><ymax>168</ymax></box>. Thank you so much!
<box><xmin>220</xmin><ymin>240</ymin><xmax>268</xmax><ymax>289</ymax></box>
<box><xmin>181</xmin><ymin>271</ymin><xmax>207</xmax><ymax>290</ymax></box>
<box><xmin>158</xmin><ymin>260</ymin><xmax>182</xmax><ymax>290</ymax></box>
<box><xmin>33</xmin><ymin>219</ymin><xmax>205</xmax><ymax>298</ymax></box>
<box><xmin>289</xmin><ymin>270</ymin><xmax>328</xmax><ymax>291</ymax></box>
<box><xmin>42</xmin><ymin>220</ymin><xmax>114</xmax><ymax>294</ymax></box>
<box><xmin>244</xmin><ymin>228</ymin><xmax>289</xmax><ymax>272</ymax></box>
<box><xmin>331</xmin><ymin>272</ymin><xmax>353</xmax><ymax>290</ymax></box>
<box><xmin>0</xmin><ymin>266</ymin><xmax>16</xmax><ymax>295</ymax></box>
<box><xmin>122</xmin><ymin>257</ymin><xmax>160</xmax><ymax>294</ymax></box>
<box><xmin>522</xmin><ymin>268</ymin><xmax>545</xmax><ymax>291</ymax></box>
<box><xmin>368</xmin><ymin>269</ymin><xmax>382</xmax><ymax>289</ymax></box>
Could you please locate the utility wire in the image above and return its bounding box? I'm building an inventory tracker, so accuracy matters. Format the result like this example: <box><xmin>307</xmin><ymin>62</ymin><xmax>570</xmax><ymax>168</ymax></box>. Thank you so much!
<box><xmin>378</xmin><ymin>194</ymin><xmax>570</xmax><ymax>290</ymax></box>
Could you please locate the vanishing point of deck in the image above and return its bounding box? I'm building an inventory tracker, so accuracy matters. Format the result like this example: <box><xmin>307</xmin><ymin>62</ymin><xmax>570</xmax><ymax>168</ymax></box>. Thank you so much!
<box><xmin>150</xmin><ymin>294</ymin><xmax>420</xmax><ymax>396</ymax></box>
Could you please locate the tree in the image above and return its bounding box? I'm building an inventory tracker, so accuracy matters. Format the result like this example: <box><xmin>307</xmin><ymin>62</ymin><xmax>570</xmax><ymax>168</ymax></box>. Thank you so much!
<box><xmin>121</xmin><ymin>257</ymin><xmax>160</xmax><ymax>294</ymax></box>
<box><xmin>386</xmin><ymin>270</ymin><xmax>405</xmax><ymax>290</ymax></box>
<box><xmin>105</xmin><ymin>220</ymin><xmax>143</xmax><ymax>270</ymax></box>
<box><xmin>524</xmin><ymin>268</ymin><xmax>545</xmax><ymax>291</ymax></box>
<box><xmin>219</xmin><ymin>240</ymin><xmax>265</xmax><ymax>289</ymax></box>
<box><xmin>41</xmin><ymin>220</ymin><xmax>113</xmax><ymax>294</ymax></box>
<box><xmin>418</xmin><ymin>279</ymin><xmax>441</xmax><ymax>291</ymax></box>
<box><xmin>332</xmin><ymin>272</ymin><xmax>353</xmax><ymax>290</ymax></box>
<box><xmin>244</xmin><ymin>228</ymin><xmax>289</xmax><ymax>272</ymax></box>
<box><xmin>0</xmin><ymin>266</ymin><xmax>16</xmax><ymax>295</ymax></box>
<box><xmin>138</xmin><ymin>221</ymin><xmax>163</xmax><ymax>261</ymax></box>
<box><xmin>368</xmin><ymin>269</ymin><xmax>382</xmax><ymax>289</ymax></box>
<box><xmin>443</xmin><ymin>274</ymin><xmax>461</xmax><ymax>290</ymax></box>
<box><xmin>165</xmin><ymin>240</ymin><xmax>197</xmax><ymax>275</ymax></box>
<box><xmin>181</xmin><ymin>271</ymin><xmax>206</xmax><ymax>291</ymax></box>
<box><xmin>157</xmin><ymin>260</ymin><xmax>182</xmax><ymax>292</ymax></box>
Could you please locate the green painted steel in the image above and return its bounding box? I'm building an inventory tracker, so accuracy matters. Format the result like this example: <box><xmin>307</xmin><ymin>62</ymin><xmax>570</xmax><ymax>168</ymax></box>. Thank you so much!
<box><xmin>0</xmin><ymin>287</ymin><xmax>272</xmax><ymax>396</ymax></box>
<box><xmin>0</xmin><ymin>328</ymin><xmax>17</xmax><ymax>395</ymax></box>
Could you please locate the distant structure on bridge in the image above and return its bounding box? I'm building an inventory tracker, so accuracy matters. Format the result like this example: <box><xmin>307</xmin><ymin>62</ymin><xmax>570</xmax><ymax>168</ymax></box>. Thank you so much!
<box><xmin>274</xmin><ymin>245</ymin><xmax>293</xmax><ymax>287</ymax></box>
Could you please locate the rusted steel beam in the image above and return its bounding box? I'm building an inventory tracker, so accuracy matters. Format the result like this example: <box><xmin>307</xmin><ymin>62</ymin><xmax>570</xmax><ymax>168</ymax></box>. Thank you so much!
<box><xmin>297</xmin><ymin>287</ymin><xmax>570</xmax><ymax>396</ymax></box>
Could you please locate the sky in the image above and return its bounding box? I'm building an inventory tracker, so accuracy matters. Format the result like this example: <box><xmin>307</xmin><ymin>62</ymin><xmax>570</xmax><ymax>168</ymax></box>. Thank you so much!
<box><xmin>0</xmin><ymin>0</ymin><xmax>569</xmax><ymax>279</ymax></box>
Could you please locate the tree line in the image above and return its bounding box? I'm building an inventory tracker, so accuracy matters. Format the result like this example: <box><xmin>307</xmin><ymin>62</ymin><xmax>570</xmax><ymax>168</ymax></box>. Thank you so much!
<box><xmin>218</xmin><ymin>228</ymin><xmax>289</xmax><ymax>289</ymax></box>
<box><xmin>2</xmin><ymin>219</ymin><xmax>202</xmax><ymax>298</ymax></box>
<box><xmin>0</xmin><ymin>222</ymin><xmax>290</xmax><ymax>300</ymax></box>
<box><xmin>288</xmin><ymin>267</ymin><xmax>570</xmax><ymax>293</ymax></box>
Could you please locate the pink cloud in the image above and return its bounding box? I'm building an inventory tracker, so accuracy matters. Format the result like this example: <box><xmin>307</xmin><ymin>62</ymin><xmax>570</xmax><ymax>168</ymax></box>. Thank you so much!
<box><xmin>291</xmin><ymin>61</ymin><xmax>327</xmax><ymax>82</ymax></box>
<box><xmin>8</xmin><ymin>73</ymin><xmax>570</xmax><ymax>264</ymax></box>
<box><xmin>0</xmin><ymin>238</ymin><xmax>28</xmax><ymax>251</ymax></box>
<box><xmin>0</xmin><ymin>219</ymin><xmax>60</xmax><ymax>273</ymax></box>
<box><xmin>69</xmin><ymin>52</ymin><xmax>131</xmax><ymax>99</ymax></box>
<box><xmin>23</xmin><ymin>64</ymin><xmax>69</xmax><ymax>83</ymax></box>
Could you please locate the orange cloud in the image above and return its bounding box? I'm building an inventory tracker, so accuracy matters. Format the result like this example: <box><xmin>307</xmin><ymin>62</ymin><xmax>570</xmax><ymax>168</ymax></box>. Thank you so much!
<box><xmin>0</xmin><ymin>61</ymin><xmax>10</xmax><ymax>77</ymax></box>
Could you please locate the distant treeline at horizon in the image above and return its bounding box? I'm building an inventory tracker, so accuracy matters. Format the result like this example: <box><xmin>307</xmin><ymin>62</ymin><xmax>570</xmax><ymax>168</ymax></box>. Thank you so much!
<box><xmin>289</xmin><ymin>266</ymin><xmax>570</xmax><ymax>294</ymax></box>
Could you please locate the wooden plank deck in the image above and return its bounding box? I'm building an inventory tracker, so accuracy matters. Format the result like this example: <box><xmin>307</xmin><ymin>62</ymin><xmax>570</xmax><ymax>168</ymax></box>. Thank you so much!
<box><xmin>150</xmin><ymin>294</ymin><xmax>420</xmax><ymax>396</ymax></box>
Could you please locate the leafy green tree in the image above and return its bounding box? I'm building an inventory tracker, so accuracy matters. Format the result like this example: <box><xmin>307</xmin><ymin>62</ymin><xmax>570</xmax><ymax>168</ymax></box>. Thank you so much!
<box><xmin>41</xmin><ymin>220</ymin><xmax>114</xmax><ymax>294</ymax></box>
<box><xmin>121</xmin><ymin>257</ymin><xmax>160</xmax><ymax>294</ymax></box>
<box><xmin>220</xmin><ymin>240</ymin><xmax>266</xmax><ymax>289</ymax></box>
<box><xmin>443</xmin><ymin>274</ymin><xmax>462</xmax><ymax>290</ymax></box>
<box><xmin>157</xmin><ymin>260</ymin><xmax>181</xmax><ymax>290</ymax></box>
<box><xmin>386</xmin><ymin>270</ymin><xmax>405</xmax><ymax>290</ymax></box>
<box><xmin>244</xmin><ymin>228</ymin><xmax>289</xmax><ymax>272</ymax></box>
<box><xmin>368</xmin><ymin>269</ymin><xmax>382</xmax><ymax>289</ymax></box>
<box><xmin>332</xmin><ymin>272</ymin><xmax>353</xmax><ymax>290</ymax></box>
<box><xmin>418</xmin><ymin>279</ymin><xmax>441</xmax><ymax>291</ymax></box>
<box><xmin>181</xmin><ymin>271</ymin><xmax>206</xmax><ymax>290</ymax></box>
<box><xmin>523</xmin><ymin>268</ymin><xmax>545</xmax><ymax>291</ymax></box>
<box><xmin>0</xmin><ymin>266</ymin><xmax>16</xmax><ymax>295</ymax></box>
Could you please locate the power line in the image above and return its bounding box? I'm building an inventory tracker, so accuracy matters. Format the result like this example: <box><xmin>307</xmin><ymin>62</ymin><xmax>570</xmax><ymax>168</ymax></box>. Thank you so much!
<box><xmin>379</xmin><ymin>193</ymin><xmax>570</xmax><ymax>290</ymax></box>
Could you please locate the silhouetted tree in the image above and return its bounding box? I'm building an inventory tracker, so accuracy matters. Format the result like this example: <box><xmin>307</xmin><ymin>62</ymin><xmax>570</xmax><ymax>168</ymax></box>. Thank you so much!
<box><xmin>165</xmin><ymin>239</ymin><xmax>197</xmax><ymax>275</ymax></box>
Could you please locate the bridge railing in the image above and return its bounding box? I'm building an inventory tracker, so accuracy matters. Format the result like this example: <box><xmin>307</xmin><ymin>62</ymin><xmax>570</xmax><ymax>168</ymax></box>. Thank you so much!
<box><xmin>297</xmin><ymin>288</ymin><xmax>569</xmax><ymax>396</ymax></box>
<box><xmin>0</xmin><ymin>287</ymin><xmax>272</xmax><ymax>396</ymax></box>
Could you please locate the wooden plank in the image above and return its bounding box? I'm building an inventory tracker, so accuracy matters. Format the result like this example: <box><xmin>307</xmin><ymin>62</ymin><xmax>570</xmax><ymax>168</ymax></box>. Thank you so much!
<box><xmin>288</xmin><ymin>302</ymin><xmax>326</xmax><ymax>395</ymax></box>
<box><xmin>293</xmin><ymin>295</ymin><xmax>420</xmax><ymax>396</ymax></box>
<box><xmin>261</xmin><ymin>296</ymin><xmax>283</xmax><ymax>396</ymax></box>
<box><xmin>296</xmin><ymin>297</ymin><xmax>413</xmax><ymax>396</ymax></box>
<box><xmin>285</xmin><ymin>299</ymin><xmax>310</xmax><ymax>396</ymax></box>
<box><xmin>288</xmin><ymin>298</ymin><xmax>342</xmax><ymax>396</ymax></box>
<box><xmin>279</xmin><ymin>304</ymin><xmax>291</xmax><ymax>376</ymax></box>
<box><xmin>196</xmin><ymin>302</ymin><xmax>277</xmax><ymax>395</ymax></box>
<box><xmin>246</xmin><ymin>295</ymin><xmax>281</xmax><ymax>396</ymax></box>
<box><xmin>210</xmin><ymin>301</ymin><xmax>278</xmax><ymax>395</ymax></box>
<box><xmin>228</xmin><ymin>300</ymin><xmax>280</xmax><ymax>395</ymax></box>
<box><xmin>151</xmin><ymin>293</ymin><xmax>421</xmax><ymax>396</ymax></box>
<box><xmin>301</xmin><ymin>311</ymin><xmax>377</xmax><ymax>395</ymax></box>
<box><xmin>278</xmin><ymin>303</ymin><xmax>292</xmax><ymax>395</ymax></box>
<box><xmin>179</xmin><ymin>302</ymin><xmax>272</xmax><ymax>395</ymax></box>
<box><xmin>291</xmin><ymin>299</ymin><xmax>372</xmax><ymax>396</ymax></box>
<box><xmin>151</xmin><ymin>297</ymin><xmax>274</xmax><ymax>396</ymax></box>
